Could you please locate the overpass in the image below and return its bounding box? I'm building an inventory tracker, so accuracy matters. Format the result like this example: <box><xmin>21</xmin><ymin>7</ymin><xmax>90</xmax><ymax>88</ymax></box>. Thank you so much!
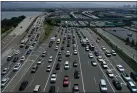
<box><xmin>47</xmin><ymin>17</ymin><xmax>130</xmax><ymax>21</ymax></box>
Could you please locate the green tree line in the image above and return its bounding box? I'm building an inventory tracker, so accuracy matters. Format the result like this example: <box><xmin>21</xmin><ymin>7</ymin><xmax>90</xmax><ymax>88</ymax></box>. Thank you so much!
<box><xmin>1</xmin><ymin>15</ymin><xmax>26</xmax><ymax>34</ymax></box>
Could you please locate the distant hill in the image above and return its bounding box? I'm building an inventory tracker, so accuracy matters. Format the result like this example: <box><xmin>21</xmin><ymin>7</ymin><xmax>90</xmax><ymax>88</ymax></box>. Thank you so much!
<box><xmin>1</xmin><ymin>1</ymin><xmax>115</xmax><ymax>9</ymax></box>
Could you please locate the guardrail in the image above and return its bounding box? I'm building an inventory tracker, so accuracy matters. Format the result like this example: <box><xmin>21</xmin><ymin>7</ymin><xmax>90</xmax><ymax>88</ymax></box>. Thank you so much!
<box><xmin>91</xmin><ymin>28</ymin><xmax>137</xmax><ymax>72</ymax></box>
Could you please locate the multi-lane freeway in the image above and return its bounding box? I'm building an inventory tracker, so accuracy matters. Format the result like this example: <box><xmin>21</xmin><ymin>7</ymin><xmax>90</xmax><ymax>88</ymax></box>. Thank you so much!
<box><xmin>1</xmin><ymin>15</ymin><xmax>137</xmax><ymax>93</ymax></box>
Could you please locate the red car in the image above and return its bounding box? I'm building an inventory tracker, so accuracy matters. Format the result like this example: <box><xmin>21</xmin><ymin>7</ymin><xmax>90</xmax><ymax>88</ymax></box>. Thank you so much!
<box><xmin>63</xmin><ymin>76</ymin><xmax>69</xmax><ymax>87</ymax></box>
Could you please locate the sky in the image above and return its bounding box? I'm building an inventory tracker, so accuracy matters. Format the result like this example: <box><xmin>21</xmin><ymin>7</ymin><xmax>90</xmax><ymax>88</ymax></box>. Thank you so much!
<box><xmin>1</xmin><ymin>1</ymin><xmax>136</xmax><ymax>9</ymax></box>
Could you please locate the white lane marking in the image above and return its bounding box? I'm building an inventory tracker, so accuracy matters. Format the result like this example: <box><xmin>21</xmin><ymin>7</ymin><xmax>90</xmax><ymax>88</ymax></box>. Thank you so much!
<box><xmin>94</xmin><ymin>77</ymin><xmax>97</xmax><ymax>84</ymax></box>
<box><xmin>43</xmin><ymin>27</ymin><xmax>65</xmax><ymax>92</ymax></box>
<box><xmin>69</xmin><ymin>81</ymin><xmax>71</xmax><ymax>89</ymax></box>
<box><xmin>57</xmin><ymin>87</ymin><xmax>59</xmax><ymax>93</ymax></box>
<box><xmin>2</xmin><ymin>37</ymin><xmax>16</xmax><ymax>51</ymax></box>
<box><xmin>83</xmin><ymin>30</ymin><xmax>115</xmax><ymax>93</ymax></box>
<box><xmin>2</xmin><ymin>21</ymin><xmax>42</xmax><ymax>92</ymax></box>
<box><xmin>88</xmin><ymin>61</ymin><xmax>90</xmax><ymax>65</ymax></box>
<box><xmin>86</xmin><ymin>29</ymin><xmax>126</xmax><ymax>85</ymax></box>
<box><xmin>74</xmin><ymin>31</ymin><xmax>85</xmax><ymax>93</ymax></box>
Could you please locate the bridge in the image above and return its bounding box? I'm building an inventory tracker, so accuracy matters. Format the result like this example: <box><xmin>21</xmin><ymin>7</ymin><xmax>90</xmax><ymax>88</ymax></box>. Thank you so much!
<box><xmin>47</xmin><ymin>17</ymin><xmax>130</xmax><ymax>21</ymax></box>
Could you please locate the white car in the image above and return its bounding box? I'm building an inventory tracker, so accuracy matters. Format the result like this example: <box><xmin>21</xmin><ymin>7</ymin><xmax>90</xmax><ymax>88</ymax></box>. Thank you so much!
<box><xmin>74</xmin><ymin>50</ymin><xmax>77</xmax><ymax>55</ymax></box>
<box><xmin>50</xmin><ymin>73</ymin><xmax>57</xmax><ymax>83</ymax></box>
<box><xmin>33</xmin><ymin>85</ymin><xmax>41</xmax><ymax>92</ymax></box>
<box><xmin>13</xmin><ymin>63</ymin><xmax>21</xmax><ymax>71</ymax></box>
<box><xmin>97</xmin><ymin>56</ymin><xmax>103</xmax><ymax>62</ymax></box>
<box><xmin>1</xmin><ymin>78</ymin><xmax>10</xmax><ymax>88</ymax></box>
<box><xmin>1</xmin><ymin>68</ymin><xmax>9</xmax><ymax>75</ymax></box>
<box><xmin>64</xmin><ymin>61</ymin><xmax>69</xmax><ymax>70</ymax></box>
<box><xmin>102</xmin><ymin>64</ymin><xmax>108</xmax><ymax>69</ymax></box>
<box><xmin>88</xmin><ymin>52</ymin><xmax>93</xmax><ymax>58</ymax></box>
<box><xmin>37</xmin><ymin>58</ymin><xmax>43</xmax><ymax>65</ymax></box>
<box><xmin>117</xmin><ymin>65</ymin><xmax>125</xmax><ymax>72</ymax></box>
<box><xmin>127</xmin><ymin>81</ymin><xmax>137</xmax><ymax>93</ymax></box>
<box><xmin>121</xmin><ymin>72</ymin><xmax>131</xmax><ymax>82</ymax></box>
<box><xmin>55</xmin><ymin>46</ymin><xmax>59</xmax><ymax>50</ymax></box>
<box><xmin>42</xmin><ymin>51</ymin><xmax>46</xmax><ymax>57</ymax></box>
<box><xmin>14</xmin><ymin>50</ymin><xmax>20</xmax><ymax>55</ymax></box>
<box><xmin>91</xmin><ymin>60</ymin><xmax>97</xmax><ymax>66</ymax></box>
<box><xmin>46</xmin><ymin>65</ymin><xmax>51</xmax><ymax>72</ymax></box>
<box><xmin>111</xmin><ymin>50</ymin><xmax>117</xmax><ymax>56</ymax></box>
<box><xmin>106</xmin><ymin>69</ymin><xmax>114</xmax><ymax>78</ymax></box>
<box><xmin>101</xmin><ymin>46</ymin><xmax>106</xmax><ymax>51</ymax></box>
<box><xmin>100</xmin><ymin>79</ymin><xmax>107</xmax><ymax>92</ymax></box>
<box><xmin>66</xmin><ymin>51</ymin><xmax>70</xmax><ymax>56</ymax></box>
<box><xmin>48</xmin><ymin>56</ymin><xmax>53</xmax><ymax>62</ymax></box>
<box><xmin>85</xmin><ymin>47</ymin><xmax>89</xmax><ymax>51</ymax></box>
<box><xmin>29</xmin><ymin>46</ymin><xmax>33</xmax><ymax>50</ymax></box>
<box><xmin>20</xmin><ymin>56</ymin><xmax>25</xmax><ymax>62</ymax></box>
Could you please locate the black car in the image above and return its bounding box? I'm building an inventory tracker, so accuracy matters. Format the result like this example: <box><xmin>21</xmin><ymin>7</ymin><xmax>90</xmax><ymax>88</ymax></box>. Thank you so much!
<box><xmin>55</xmin><ymin>63</ymin><xmax>60</xmax><ymax>70</ymax></box>
<box><xmin>19</xmin><ymin>81</ymin><xmax>28</xmax><ymax>91</ymax></box>
<box><xmin>48</xmin><ymin>86</ymin><xmax>55</xmax><ymax>93</ymax></box>
<box><xmin>112</xmin><ymin>80</ymin><xmax>122</xmax><ymax>90</ymax></box>
<box><xmin>25</xmin><ymin>45</ymin><xmax>29</xmax><ymax>49</ymax></box>
<box><xmin>73</xmin><ymin>61</ymin><xmax>78</xmax><ymax>67</ymax></box>
<box><xmin>58</xmin><ymin>56</ymin><xmax>62</xmax><ymax>61</ymax></box>
<box><xmin>13</xmin><ymin>57</ymin><xmax>19</xmax><ymax>62</ymax></box>
<box><xmin>67</xmin><ymin>44</ymin><xmax>70</xmax><ymax>47</ymax></box>
<box><xmin>130</xmin><ymin>72</ymin><xmax>137</xmax><ymax>82</ymax></box>
<box><xmin>74</xmin><ymin>70</ymin><xmax>80</xmax><ymax>79</ymax></box>
<box><xmin>94</xmin><ymin>51</ymin><xmax>99</xmax><ymax>56</ymax></box>
<box><xmin>61</xmin><ymin>47</ymin><xmax>64</xmax><ymax>50</ymax></box>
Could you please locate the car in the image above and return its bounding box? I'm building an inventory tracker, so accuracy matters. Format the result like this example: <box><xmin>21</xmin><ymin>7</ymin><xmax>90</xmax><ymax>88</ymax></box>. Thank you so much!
<box><xmin>111</xmin><ymin>50</ymin><xmax>117</xmax><ymax>56</ymax></box>
<box><xmin>73</xmin><ymin>84</ymin><xmax>79</xmax><ymax>93</ymax></box>
<box><xmin>48</xmin><ymin>56</ymin><xmax>53</xmax><ymax>62</ymax></box>
<box><xmin>117</xmin><ymin>65</ymin><xmax>125</xmax><ymax>72</ymax></box>
<box><xmin>55</xmin><ymin>63</ymin><xmax>60</xmax><ymax>70</ymax></box>
<box><xmin>106</xmin><ymin>69</ymin><xmax>114</xmax><ymax>78</ymax></box>
<box><xmin>85</xmin><ymin>46</ymin><xmax>89</xmax><ymax>51</ymax></box>
<box><xmin>112</xmin><ymin>79</ymin><xmax>122</xmax><ymax>90</ymax></box>
<box><xmin>26</xmin><ymin>50</ymin><xmax>31</xmax><ymax>55</ymax></box>
<box><xmin>91</xmin><ymin>60</ymin><xmax>97</xmax><ymax>66</ymax></box>
<box><xmin>101</xmin><ymin>46</ymin><xmax>106</xmax><ymax>51</ymax></box>
<box><xmin>25</xmin><ymin>45</ymin><xmax>29</xmax><ymax>49</ymax></box>
<box><xmin>37</xmin><ymin>58</ymin><xmax>43</xmax><ymax>65</ymax></box>
<box><xmin>19</xmin><ymin>81</ymin><xmax>28</xmax><ymax>91</ymax></box>
<box><xmin>97</xmin><ymin>56</ymin><xmax>103</xmax><ymax>62</ymax></box>
<box><xmin>29</xmin><ymin>46</ymin><xmax>34</xmax><ymax>50</ymax></box>
<box><xmin>66</xmin><ymin>51</ymin><xmax>71</xmax><ymax>57</ymax></box>
<box><xmin>31</xmin><ymin>65</ymin><xmax>38</xmax><ymax>73</ymax></box>
<box><xmin>121</xmin><ymin>72</ymin><xmax>131</xmax><ymax>82</ymax></box>
<box><xmin>96</xmin><ymin>39</ymin><xmax>99</xmax><ymax>43</ymax></box>
<box><xmin>58</xmin><ymin>51</ymin><xmax>62</xmax><ymax>55</ymax></box>
<box><xmin>55</xmin><ymin>46</ymin><xmax>59</xmax><ymax>50</ymax></box>
<box><xmin>1</xmin><ymin>78</ymin><xmax>9</xmax><ymax>88</ymax></box>
<box><xmin>127</xmin><ymin>81</ymin><xmax>137</xmax><ymax>93</ymax></box>
<box><xmin>33</xmin><ymin>85</ymin><xmax>41</xmax><ymax>92</ymax></box>
<box><xmin>130</xmin><ymin>72</ymin><xmax>137</xmax><ymax>82</ymax></box>
<box><xmin>1</xmin><ymin>68</ymin><xmax>9</xmax><ymax>75</ymax></box>
<box><xmin>58</xmin><ymin>56</ymin><xmax>62</xmax><ymax>61</ymax></box>
<box><xmin>74</xmin><ymin>50</ymin><xmax>78</xmax><ymax>55</ymax></box>
<box><xmin>101</xmin><ymin>62</ymin><xmax>108</xmax><ymax>69</ymax></box>
<box><xmin>7</xmin><ymin>56</ymin><xmax>13</xmax><ymax>61</ymax></box>
<box><xmin>74</xmin><ymin>70</ymin><xmax>80</xmax><ymax>79</ymax></box>
<box><xmin>61</xmin><ymin>46</ymin><xmax>64</xmax><ymax>50</ymax></box>
<box><xmin>50</xmin><ymin>73</ymin><xmax>57</xmax><ymax>83</ymax></box>
<box><xmin>63</xmin><ymin>75</ymin><xmax>69</xmax><ymax>87</ymax></box>
<box><xmin>100</xmin><ymin>79</ymin><xmax>107</xmax><ymax>93</ymax></box>
<box><xmin>94</xmin><ymin>51</ymin><xmax>99</xmax><ymax>56</ymax></box>
<box><xmin>13</xmin><ymin>57</ymin><xmax>19</xmax><ymax>62</ymax></box>
<box><xmin>46</xmin><ymin>65</ymin><xmax>51</xmax><ymax>72</ymax></box>
<box><xmin>20</xmin><ymin>56</ymin><xmax>25</xmax><ymax>62</ymax></box>
<box><xmin>73</xmin><ymin>61</ymin><xmax>78</xmax><ymax>67</ymax></box>
<box><xmin>64</xmin><ymin>61</ymin><xmax>69</xmax><ymax>70</ymax></box>
<box><xmin>14</xmin><ymin>50</ymin><xmax>20</xmax><ymax>55</ymax></box>
<box><xmin>67</xmin><ymin>44</ymin><xmax>70</xmax><ymax>47</ymax></box>
<box><xmin>48</xmin><ymin>86</ymin><xmax>55</xmax><ymax>93</ymax></box>
<box><xmin>41</xmin><ymin>51</ymin><xmax>46</xmax><ymax>57</ymax></box>
<box><xmin>13</xmin><ymin>63</ymin><xmax>21</xmax><ymax>71</ymax></box>
<box><xmin>88</xmin><ymin>52</ymin><xmax>93</xmax><ymax>58</ymax></box>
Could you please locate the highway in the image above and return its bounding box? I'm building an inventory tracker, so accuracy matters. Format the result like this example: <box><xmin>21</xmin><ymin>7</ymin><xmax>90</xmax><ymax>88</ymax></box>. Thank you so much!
<box><xmin>1</xmin><ymin>14</ymin><xmax>137</xmax><ymax>93</ymax></box>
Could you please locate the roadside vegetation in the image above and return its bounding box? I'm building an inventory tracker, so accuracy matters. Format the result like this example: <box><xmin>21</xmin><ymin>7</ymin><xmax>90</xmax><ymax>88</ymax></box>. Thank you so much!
<box><xmin>1</xmin><ymin>15</ymin><xmax>26</xmax><ymax>34</ymax></box>
<box><xmin>39</xmin><ymin>20</ymin><xmax>54</xmax><ymax>44</ymax></box>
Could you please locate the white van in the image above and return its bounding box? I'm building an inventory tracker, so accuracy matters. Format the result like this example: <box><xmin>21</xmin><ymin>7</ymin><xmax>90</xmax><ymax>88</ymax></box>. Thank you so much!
<box><xmin>100</xmin><ymin>79</ymin><xmax>107</xmax><ymax>92</ymax></box>
<box><xmin>33</xmin><ymin>85</ymin><xmax>41</xmax><ymax>92</ymax></box>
